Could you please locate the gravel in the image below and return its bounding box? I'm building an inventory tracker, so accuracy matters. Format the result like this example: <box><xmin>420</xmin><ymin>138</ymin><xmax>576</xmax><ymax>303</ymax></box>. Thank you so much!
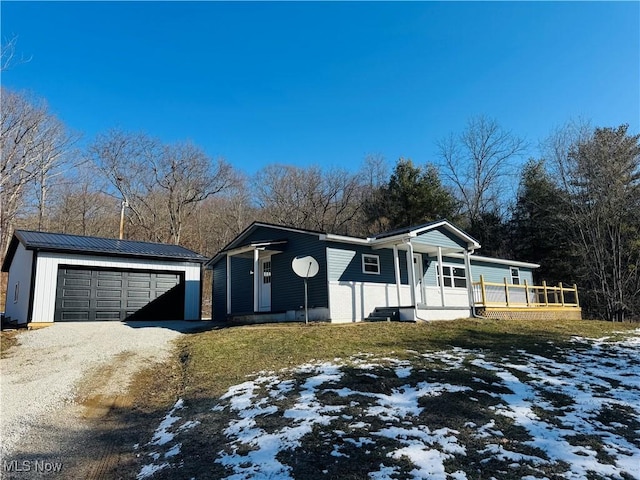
<box><xmin>0</xmin><ymin>321</ymin><xmax>202</xmax><ymax>462</ymax></box>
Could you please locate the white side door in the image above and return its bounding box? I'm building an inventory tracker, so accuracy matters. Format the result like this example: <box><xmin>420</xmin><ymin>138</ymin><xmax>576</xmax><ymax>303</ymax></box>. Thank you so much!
<box><xmin>258</xmin><ymin>257</ymin><xmax>272</xmax><ymax>311</ymax></box>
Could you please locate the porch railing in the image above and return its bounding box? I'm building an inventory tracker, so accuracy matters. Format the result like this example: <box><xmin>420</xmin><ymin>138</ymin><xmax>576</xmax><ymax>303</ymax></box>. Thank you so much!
<box><xmin>473</xmin><ymin>275</ymin><xmax>580</xmax><ymax>308</ymax></box>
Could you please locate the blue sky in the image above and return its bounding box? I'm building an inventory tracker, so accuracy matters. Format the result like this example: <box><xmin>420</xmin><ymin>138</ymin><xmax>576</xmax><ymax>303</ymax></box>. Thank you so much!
<box><xmin>2</xmin><ymin>1</ymin><xmax>638</xmax><ymax>174</ymax></box>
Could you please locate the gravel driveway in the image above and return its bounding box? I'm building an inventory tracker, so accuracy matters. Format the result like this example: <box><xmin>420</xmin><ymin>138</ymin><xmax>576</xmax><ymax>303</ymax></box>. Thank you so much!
<box><xmin>1</xmin><ymin>321</ymin><xmax>206</xmax><ymax>477</ymax></box>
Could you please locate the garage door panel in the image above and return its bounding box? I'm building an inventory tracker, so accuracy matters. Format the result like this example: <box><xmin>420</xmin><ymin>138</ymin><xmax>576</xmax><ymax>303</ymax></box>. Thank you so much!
<box><xmin>96</xmin><ymin>290</ymin><xmax>120</xmax><ymax>298</ymax></box>
<box><xmin>97</xmin><ymin>279</ymin><xmax>122</xmax><ymax>288</ymax></box>
<box><xmin>129</xmin><ymin>272</ymin><xmax>151</xmax><ymax>278</ymax></box>
<box><xmin>62</xmin><ymin>299</ymin><xmax>90</xmax><ymax>308</ymax></box>
<box><xmin>61</xmin><ymin>311</ymin><xmax>90</xmax><ymax>321</ymax></box>
<box><xmin>96</xmin><ymin>312</ymin><xmax>121</xmax><ymax>321</ymax></box>
<box><xmin>63</xmin><ymin>278</ymin><xmax>91</xmax><ymax>287</ymax></box>
<box><xmin>128</xmin><ymin>290</ymin><xmax>150</xmax><ymax>298</ymax></box>
<box><xmin>96</xmin><ymin>300</ymin><xmax>122</xmax><ymax>308</ymax></box>
<box><xmin>97</xmin><ymin>270</ymin><xmax>123</xmax><ymax>277</ymax></box>
<box><xmin>55</xmin><ymin>267</ymin><xmax>185</xmax><ymax>322</ymax></box>
<box><xmin>62</xmin><ymin>288</ymin><xmax>90</xmax><ymax>297</ymax></box>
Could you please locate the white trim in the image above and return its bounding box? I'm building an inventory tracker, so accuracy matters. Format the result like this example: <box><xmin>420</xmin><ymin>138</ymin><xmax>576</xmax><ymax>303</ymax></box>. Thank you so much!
<box><xmin>510</xmin><ymin>267</ymin><xmax>521</xmax><ymax>285</ymax></box>
<box><xmin>253</xmin><ymin>248</ymin><xmax>260</xmax><ymax>312</ymax></box>
<box><xmin>361</xmin><ymin>254</ymin><xmax>380</xmax><ymax>275</ymax></box>
<box><xmin>447</xmin><ymin>253</ymin><xmax>540</xmax><ymax>269</ymax></box>
<box><xmin>406</xmin><ymin>242</ymin><xmax>416</xmax><ymax>307</ymax></box>
<box><xmin>392</xmin><ymin>244</ymin><xmax>401</xmax><ymax>306</ymax></box>
<box><xmin>322</xmin><ymin>233</ymin><xmax>370</xmax><ymax>245</ymax></box>
<box><xmin>439</xmin><ymin>262</ymin><xmax>468</xmax><ymax>289</ymax></box>
<box><xmin>437</xmin><ymin>247</ymin><xmax>445</xmax><ymax>307</ymax></box>
<box><xmin>31</xmin><ymin>252</ymin><xmax>201</xmax><ymax>322</ymax></box>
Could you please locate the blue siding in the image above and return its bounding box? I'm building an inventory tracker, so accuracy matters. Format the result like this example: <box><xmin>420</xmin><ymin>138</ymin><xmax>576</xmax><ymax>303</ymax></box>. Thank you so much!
<box><xmin>422</xmin><ymin>255</ymin><xmax>536</xmax><ymax>287</ymax></box>
<box><xmin>327</xmin><ymin>243</ymin><xmax>410</xmax><ymax>284</ymax></box>
<box><xmin>412</xmin><ymin>227</ymin><xmax>467</xmax><ymax>250</ymax></box>
<box><xmin>212</xmin><ymin>260</ymin><xmax>227</xmax><ymax>321</ymax></box>
<box><xmin>231</xmin><ymin>257</ymin><xmax>254</xmax><ymax>313</ymax></box>
<box><xmin>471</xmin><ymin>260</ymin><xmax>534</xmax><ymax>284</ymax></box>
<box><xmin>222</xmin><ymin>226</ymin><xmax>329</xmax><ymax>314</ymax></box>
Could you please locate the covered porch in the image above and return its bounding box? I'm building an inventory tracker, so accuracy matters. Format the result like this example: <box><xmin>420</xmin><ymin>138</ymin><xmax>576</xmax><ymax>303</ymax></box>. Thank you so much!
<box><xmin>370</xmin><ymin>221</ymin><xmax>482</xmax><ymax>321</ymax></box>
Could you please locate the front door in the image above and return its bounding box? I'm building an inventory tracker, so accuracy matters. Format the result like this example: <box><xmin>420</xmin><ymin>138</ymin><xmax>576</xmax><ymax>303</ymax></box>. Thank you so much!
<box><xmin>413</xmin><ymin>254</ymin><xmax>424</xmax><ymax>305</ymax></box>
<box><xmin>258</xmin><ymin>258</ymin><xmax>272</xmax><ymax>311</ymax></box>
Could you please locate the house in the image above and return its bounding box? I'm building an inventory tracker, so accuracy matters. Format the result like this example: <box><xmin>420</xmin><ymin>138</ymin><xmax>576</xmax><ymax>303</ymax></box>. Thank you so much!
<box><xmin>207</xmin><ymin>221</ymin><xmax>581</xmax><ymax>323</ymax></box>
<box><xmin>2</xmin><ymin>230</ymin><xmax>207</xmax><ymax>327</ymax></box>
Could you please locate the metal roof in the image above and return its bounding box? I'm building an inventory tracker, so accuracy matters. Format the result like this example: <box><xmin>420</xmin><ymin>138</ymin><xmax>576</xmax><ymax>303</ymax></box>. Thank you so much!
<box><xmin>2</xmin><ymin>230</ymin><xmax>207</xmax><ymax>271</ymax></box>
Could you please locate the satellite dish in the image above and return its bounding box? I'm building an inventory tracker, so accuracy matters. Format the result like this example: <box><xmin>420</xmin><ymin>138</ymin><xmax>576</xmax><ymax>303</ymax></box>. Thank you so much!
<box><xmin>292</xmin><ymin>255</ymin><xmax>319</xmax><ymax>278</ymax></box>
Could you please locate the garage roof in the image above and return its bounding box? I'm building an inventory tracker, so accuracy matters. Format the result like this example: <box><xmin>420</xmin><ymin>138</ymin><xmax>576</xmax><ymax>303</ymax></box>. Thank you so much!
<box><xmin>2</xmin><ymin>230</ymin><xmax>208</xmax><ymax>271</ymax></box>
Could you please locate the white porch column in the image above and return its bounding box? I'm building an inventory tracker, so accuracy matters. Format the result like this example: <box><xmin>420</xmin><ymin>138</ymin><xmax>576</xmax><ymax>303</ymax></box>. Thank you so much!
<box><xmin>406</xmin><ymin>241</ymin><xmax>416</xmax><ymax>307</ymax></box>
<box><xmin>226</xmin><ymin>254</ymin><xmax>232</xmax><ymax>314</ymax></box>
<box><xmin>253</xmin><ymin>248</ymin><xmax>260</xmax><ymax>312</ymax></box>
<box><xmin>437</xmin><ymin>246</ymin><xmax>445</xmax><ymax>307</ymax></box>
<box><xmin>464</xmin><ymin>249</ymin><xmax>474</xmax><ymax>309</ymax></box>
<box><xmin>392</xmin><ymin>244</ymin><xmax>401</xmax><ymax>306</ymax></box>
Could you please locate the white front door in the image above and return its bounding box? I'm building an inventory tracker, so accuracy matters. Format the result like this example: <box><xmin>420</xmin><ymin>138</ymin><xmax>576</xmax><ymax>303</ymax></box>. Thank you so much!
<box><xmin>413</xmin><ymin>254</ymin><xmax>424</xmax><ymax>305</ymax></box>
<box><xmin>258</xmin><ymin>258</ymin><xmax>272</xmax><ymax>311</ymax></box>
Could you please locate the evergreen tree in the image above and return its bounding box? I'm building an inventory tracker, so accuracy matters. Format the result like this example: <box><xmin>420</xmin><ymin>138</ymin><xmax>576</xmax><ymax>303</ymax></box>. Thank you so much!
<box><xmin>508</xmin><ymin>159</ymin><xmax>578</xmax><ymax>284</ymax></box>
<box><xmin>367</xmin><ymin>158</ymin><xmax>460</xmax><ymax>230</ymax></box>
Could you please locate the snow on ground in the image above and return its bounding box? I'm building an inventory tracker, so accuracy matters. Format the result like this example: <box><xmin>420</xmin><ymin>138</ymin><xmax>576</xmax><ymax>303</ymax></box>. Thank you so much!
<box><xmin>136</xmin><ymin>330</ymin><xmax>640</xmax><ymax>479</ymax></box>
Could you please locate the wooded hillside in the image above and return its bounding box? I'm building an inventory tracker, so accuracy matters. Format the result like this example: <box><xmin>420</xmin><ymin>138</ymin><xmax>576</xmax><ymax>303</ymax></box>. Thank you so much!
<box><xmin>2</xmin><ymin>87</ymin><xmax>638</xmax><ymax>320</ymax></box>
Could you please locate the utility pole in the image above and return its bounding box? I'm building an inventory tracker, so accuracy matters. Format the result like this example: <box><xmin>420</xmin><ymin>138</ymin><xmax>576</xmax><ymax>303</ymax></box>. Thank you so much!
<box><xmin>119</xmin><ymin>200</ymin><xmax>128</xmax><ymax>240</ymax></box>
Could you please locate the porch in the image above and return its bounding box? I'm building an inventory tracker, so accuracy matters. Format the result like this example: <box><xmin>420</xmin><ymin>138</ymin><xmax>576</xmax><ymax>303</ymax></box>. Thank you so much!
<box><xmin>473</xmin><ymin>276</ymin><xmax>582</xmax><ymax>320</ymax></box>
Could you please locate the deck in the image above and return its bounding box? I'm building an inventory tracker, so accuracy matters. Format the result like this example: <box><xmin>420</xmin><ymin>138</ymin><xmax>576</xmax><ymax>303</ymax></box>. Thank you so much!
<box><xmin>473</xmin><ymin>276</ymin><xmax>582</xmax><ymax>320</ymax></box>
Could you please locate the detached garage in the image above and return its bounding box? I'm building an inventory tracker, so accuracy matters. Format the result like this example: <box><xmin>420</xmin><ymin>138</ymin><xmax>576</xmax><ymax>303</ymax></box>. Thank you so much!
<box><xmin>2</xmin><ymin>230</ymin><xmax>207</xmax><ymax>326</ymax></box>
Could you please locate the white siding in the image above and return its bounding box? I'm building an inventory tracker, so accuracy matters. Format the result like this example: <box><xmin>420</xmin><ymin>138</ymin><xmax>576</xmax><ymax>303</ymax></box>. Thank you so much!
<box><xmin>32</xmin><ymin>252</ymin><xmax>201</xmax><ymax>322</ymax></box>
<box><xmin>328</xmin><ymin>281</ymin><xmax>412</xmax><ymax>323</ymax></box>
<box><xmin>4</xmin><ymin>244</ymin><xmax>33</xmax><ymax>324</ymax></box>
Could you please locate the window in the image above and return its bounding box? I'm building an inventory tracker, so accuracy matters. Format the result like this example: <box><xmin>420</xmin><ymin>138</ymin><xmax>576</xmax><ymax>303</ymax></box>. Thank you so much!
<box><xmin>511</xmin><ymin>267</ymin><xmax>520</xmax><ymax>285</ymax></box>
<box><xmin>262</xmin><ymin>261</ymin><xmax>271</xmax><ymax>284</ymax></box>
<box><xmin>362</xmin><ymin>254</ymin><xmax>380</xmax><ymax>274</ymax></box>
<box><xmin>439</xmin><ymin>265</ymin><xmax>467</xmax><ymax>288</ymax></box>
<box><xmin>13</xmin><ymin>282</ymin><xmax>19</xmax><ymax>303</ymax></box>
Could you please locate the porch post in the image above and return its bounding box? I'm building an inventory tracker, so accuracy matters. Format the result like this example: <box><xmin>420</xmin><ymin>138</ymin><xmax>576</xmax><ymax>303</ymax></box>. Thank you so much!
<box><xmin>464</xmin><ymin>249</ymin><xmax>474</xmax><ymax>309</ymax></box>
<box><xmin>392</xmin><ymin>244</ymin><xmax>402</xmax><ymax>306</ymax></box>
<box><xmin>437</xmin><ymin>246</ymin><xmax>445</xmax><ymax>307</ymax></box>
<box><xmin>405</xmin><ymin>241</ymin><xmax>416</xmax><ymax>307</ymax></box>
<box><xmin>226</xmin><ymin>254</ymin><xmax>232</xmax><ymax>315</ymax></box>
<box><xmin>253</xmin><ymin>248</ymin><xmax>260</xmax><ymax>312</ymax></box>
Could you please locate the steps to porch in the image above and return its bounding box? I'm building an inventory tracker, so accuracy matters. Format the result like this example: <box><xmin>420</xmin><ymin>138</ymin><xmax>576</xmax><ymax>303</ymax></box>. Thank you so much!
<box><xmin>365</xmin><ymin>307</ymin><xmax>401</xmax><ymax>322</ymax></box>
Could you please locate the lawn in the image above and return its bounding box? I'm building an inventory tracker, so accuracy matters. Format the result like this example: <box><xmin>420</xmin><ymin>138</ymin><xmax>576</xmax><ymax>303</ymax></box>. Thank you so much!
<box><xmin>131</xmin><ymin>319</ymin><xmax>640</xmax><ymax>480</ymax></box>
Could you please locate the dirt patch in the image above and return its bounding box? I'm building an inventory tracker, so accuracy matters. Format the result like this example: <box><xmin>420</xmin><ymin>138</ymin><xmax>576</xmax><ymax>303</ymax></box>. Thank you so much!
<box><xmin>1</xmin><ymin>329</ymin><xmax>21</xmax><ymax>358</ymax></box>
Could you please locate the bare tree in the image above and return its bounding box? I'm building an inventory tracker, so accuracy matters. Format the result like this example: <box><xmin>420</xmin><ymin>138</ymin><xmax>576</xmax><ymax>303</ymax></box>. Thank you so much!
<box><xmin>0</xmin><ymin>88</ymin><xmax>75</xmax><ymax>255</ymax></box>
<box><xmin>254</xmin><ymin>164</ymin><xmax>364</xmax><ymax>235</ymax></box>
<box><xmin>90</xmin><ymin>129</ymin><xmax>236</xmax><ymax>243</ymax></box>
<box><xmin>1</xmin><ymin>35</ymin><xmax>32</xmax><ymax>72</ymax></box>
<box><xmin>151</xmin><ymin>141</ymin><xmax>236</xmax><ymax>244</ymax></box>
<box><xmin>547</xmin><ymin>123</ymin><xmax>640</xmax><ymax>321</ymax></box>
<box><xmin>437</xmin><ymin>115</ymin><xmax>526</xmax><ymax>225</ymax></box>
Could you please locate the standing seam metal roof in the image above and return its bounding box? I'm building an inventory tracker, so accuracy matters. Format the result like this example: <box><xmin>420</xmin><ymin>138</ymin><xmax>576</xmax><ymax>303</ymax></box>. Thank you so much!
<box><xmin>7</xmin><ymin>230</ymin><xmax>207</xmax><ymax>263</ymax></box>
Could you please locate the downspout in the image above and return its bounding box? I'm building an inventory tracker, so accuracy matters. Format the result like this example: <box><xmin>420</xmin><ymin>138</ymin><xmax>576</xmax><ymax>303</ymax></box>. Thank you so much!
<box><xmin>405</xmin><ymin>239</ymin><xmax>432</xmax><ymax>322</ymax></box>
<box><xmin>405</xmin><ymin>240</ymin><xmax>416</xmax><ymax>319</ymax></box>
<box><xmin>392</xmin><ymin>244</ymin><xmax>401</xmax><ymax>307</ymax></box>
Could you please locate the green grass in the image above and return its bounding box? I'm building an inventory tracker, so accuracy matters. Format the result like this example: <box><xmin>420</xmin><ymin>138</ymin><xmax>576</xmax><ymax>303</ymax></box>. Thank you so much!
<box><xmin>175</xmin><ymin>318</ymin><xmax>638</xmax><ymax>401</ymax></box>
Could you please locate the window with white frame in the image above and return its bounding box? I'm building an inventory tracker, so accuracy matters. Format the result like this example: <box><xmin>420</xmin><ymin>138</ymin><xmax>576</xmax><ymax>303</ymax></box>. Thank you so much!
<box><xmin>438</xmin><ymin>265</ymin><xmax>467</xmax><ymax>288</ymax></box>
<box><xmin>511</xmin><ymin>267</ymin><xmax>520</xmax><ymax>285</ymax></box>
<box><xmin>362</xmin><ymin>254</ymin><xmax>380</xmax><ymax>274</ymax></box>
